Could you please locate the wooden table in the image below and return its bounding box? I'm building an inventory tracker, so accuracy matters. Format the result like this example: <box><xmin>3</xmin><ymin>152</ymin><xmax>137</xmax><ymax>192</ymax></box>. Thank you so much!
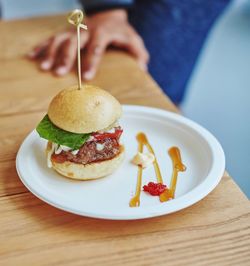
<box><xmin>1</xmin><ymin>15</ymin><xmax>249</xmax><ymax>266</ymax></box>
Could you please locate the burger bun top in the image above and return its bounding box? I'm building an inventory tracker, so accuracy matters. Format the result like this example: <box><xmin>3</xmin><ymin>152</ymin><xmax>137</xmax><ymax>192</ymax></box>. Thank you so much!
<box><xmin>48</xmin><ymin>85</ymin><xmax>122</xmax><ymax>134</ymax></box>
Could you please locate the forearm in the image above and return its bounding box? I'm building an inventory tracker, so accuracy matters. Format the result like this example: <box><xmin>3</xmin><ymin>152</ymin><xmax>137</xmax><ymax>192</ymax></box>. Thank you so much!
<box><xmin>80</xmin><ymin>0</ymin><xmax>134</xmax><ymax>14</ymax></box>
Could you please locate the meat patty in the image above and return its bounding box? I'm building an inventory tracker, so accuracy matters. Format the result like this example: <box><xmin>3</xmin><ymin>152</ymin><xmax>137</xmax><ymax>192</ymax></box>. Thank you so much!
<box><xmin>51</xmin><ymin>138</ymin><xmax>120</xmax><ymax>165</ymax></box>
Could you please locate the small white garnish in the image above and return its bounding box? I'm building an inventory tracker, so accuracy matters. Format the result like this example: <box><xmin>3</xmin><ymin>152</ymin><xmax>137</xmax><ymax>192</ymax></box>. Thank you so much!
<box><xmin>71</xmin><ymin>149</ymin><xmax>79</xmax><ymax>155</ymax></box>
<box><xmin>132</xmin><ymin>152</ymin><xmax>155</xmax><ymax>168</ymax></box>
<box><xmin>54</xmin><ymin>146</ymin><xmax>62</xmax><ymax>155</ymax></box>
<box><xmin>106</xmin><ymin>128</ymin><xmax>115</xmax><ymax>133</ymax></box>
<box><xmin>55</xmin><ymin>145</ymin><xmax>71</xmax><ymax>154</ymax></box>
<box><xmin>87</xmin><ymin>135</ymin><xmax>95</xmax><ymax>142</ymax></box>
<box><xmin>60</xmin><ymin>145</ymin><xmax>71</xmax><ymax>152</ymax></box>
<box><xmin>96</xmin><ymin>143</ymin><xmax>105</xmax><ymax>151</ymax></box>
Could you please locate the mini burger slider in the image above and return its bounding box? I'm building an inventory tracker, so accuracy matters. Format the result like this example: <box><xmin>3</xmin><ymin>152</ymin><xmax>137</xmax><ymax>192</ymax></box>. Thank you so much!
<box><xmin>36</xmin><ymin>85</ymin><xmax>124</xmax><ymax>180</ymax></box>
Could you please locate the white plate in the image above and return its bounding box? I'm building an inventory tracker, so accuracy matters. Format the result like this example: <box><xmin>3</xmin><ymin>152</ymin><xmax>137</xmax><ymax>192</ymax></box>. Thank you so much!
<box><xmin>16</xmin><ymin>105</ymin><xmax>225</xmax><ymax>220</ymax></box>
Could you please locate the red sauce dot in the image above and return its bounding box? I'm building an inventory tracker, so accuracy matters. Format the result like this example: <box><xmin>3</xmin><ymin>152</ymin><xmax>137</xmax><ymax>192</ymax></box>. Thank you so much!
<box><xmin>143</xmin><ymin>182</ymin><xmax>167</xmax><ymax>196</ymax></box>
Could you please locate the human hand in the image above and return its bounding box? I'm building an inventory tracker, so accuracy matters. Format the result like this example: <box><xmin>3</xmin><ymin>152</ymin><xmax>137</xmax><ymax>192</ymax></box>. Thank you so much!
<box><xmin>28</xmin><ymin>9</ymin><xmax>149</xmax><ymax>80</ymax></box>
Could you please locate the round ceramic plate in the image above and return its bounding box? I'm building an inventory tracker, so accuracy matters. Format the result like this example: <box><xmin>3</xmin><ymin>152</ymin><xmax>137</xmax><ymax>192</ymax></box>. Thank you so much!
<box><xmin>16</xmin><ymin>105</ymin><xmax>225</xmax><ymax>220</ymax></box>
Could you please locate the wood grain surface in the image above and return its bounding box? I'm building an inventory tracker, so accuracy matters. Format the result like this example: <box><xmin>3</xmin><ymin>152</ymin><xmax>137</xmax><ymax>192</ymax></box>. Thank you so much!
<box><xmin>0</xmin><ymin>15</ymin><xmax>249</xmax><ymax>266</ymax></box>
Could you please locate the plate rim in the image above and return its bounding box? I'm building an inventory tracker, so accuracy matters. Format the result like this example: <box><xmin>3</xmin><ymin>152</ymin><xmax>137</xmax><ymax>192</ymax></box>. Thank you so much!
<box><xmin>16</xmin><ymin>105</ymin><xmax>225</xmax><ymax>220</ymax></box>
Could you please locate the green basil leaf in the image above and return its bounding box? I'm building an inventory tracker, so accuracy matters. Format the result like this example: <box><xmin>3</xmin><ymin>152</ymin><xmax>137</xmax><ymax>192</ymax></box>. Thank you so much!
<box><xmin>36</xmin><ymin>115</ymin><xmax>90</xmax><ymax>150</ymax></box>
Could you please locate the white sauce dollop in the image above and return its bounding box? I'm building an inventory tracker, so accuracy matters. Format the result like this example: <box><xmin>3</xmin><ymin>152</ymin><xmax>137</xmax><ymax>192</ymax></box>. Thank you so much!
<box><xmin>132</xmin><ymin>152</ymin><xmax>155</xmax><ymax>168</ymax></box>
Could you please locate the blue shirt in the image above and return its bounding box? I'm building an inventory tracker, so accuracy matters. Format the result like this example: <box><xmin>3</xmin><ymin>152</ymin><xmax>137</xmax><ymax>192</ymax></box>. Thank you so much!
<box><xmin>80</xmin><ymin>0</ymin><xmax>134</xmax><ymax>13</ymax></box>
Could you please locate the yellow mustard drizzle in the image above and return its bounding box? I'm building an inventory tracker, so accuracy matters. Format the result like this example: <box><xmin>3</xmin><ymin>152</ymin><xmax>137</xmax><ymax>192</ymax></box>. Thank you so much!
<box><xmin>168</xmin><ymin>147</ymin><xmax>186</xmax><ymax>198</ymax></box>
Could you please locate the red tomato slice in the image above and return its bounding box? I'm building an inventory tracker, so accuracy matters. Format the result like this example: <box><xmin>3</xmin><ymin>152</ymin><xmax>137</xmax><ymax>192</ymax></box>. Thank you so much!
<box><xmin>92</xmin><ymin>128</ymin><xmax>123</xmax><ymax>140</ymax></box>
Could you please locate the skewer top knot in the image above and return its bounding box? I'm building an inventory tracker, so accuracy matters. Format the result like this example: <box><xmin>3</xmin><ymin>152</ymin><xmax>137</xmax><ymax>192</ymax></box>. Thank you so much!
<box><xmin>67</xmin><ymin>9</ymin><xmax>87</xmax><ymax>30</ymax></box>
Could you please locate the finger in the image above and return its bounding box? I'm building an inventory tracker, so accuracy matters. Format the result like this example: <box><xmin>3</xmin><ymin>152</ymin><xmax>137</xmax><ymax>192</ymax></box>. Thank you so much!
<box><xmin>27</xmin><ymin>40</ymin><xmax>49</xmax><ymax>59</ymax></box>
<box><xmin>127</xmin><ymin>36</ymin><xmax>149</xmax><ymax>71</ymax></box>
<box><xmin>53</xmin><ymin>38</ymin><xmax>77</xmax><ymax>76</ymax></box>
<box><xmin>113</xmin><ymin>32</ymin><xmax>149</xmax><ymax>71</ymax></box>
<box><xmin>54</xmin><ymin>32</ymin><xmax>89</xmax><ymax>76</ymax></box>
<box><xmin>53</xmin><ymin>36</ymin><xmax>77</xmax><ymax>76</ymax></box>
<box><xmin>40</xmin><ymin>33</ymin><xmax>69</xmax><ymax>71</ymax></box>
<box><xmin>82</xmin><ymin>33</ymin><xmax>109</xmax><ymax>80</ymax></box>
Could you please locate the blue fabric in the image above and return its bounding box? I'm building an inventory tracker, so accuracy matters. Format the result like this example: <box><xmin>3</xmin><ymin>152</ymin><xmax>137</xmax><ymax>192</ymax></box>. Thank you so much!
<box><xmin>129</xmin><ymin>0</ymin><xmax>229</xmax><ymax>103</ymax></box>
<box><xmin>81</xmin><ymin>0</ymin><xmax>133</xmax><ymax>11</ymax></box>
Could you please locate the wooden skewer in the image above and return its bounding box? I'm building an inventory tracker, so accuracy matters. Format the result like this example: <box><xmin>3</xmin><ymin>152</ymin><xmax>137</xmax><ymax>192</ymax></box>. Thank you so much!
<box><xmin>67</xmin><ymin>9</ymin><xmax>88</xmax><ymax>90</ymax></box>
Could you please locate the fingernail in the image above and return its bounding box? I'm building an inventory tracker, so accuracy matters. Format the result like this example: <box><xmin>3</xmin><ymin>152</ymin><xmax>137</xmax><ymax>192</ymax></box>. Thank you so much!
<box><xmin>40</xmin><ymin>60</ymin><xmax>51</xmax><ymax>70</ymax></box>
<box><xmin>139</xmin><ymin>62</ymin><xmax>147</xmax><ymax>72</ymax></box>
<box><xmin>83</xmin><ymin>69</ymin><xmax>95</xmax><ymax>80</ymax></box>
<box><xmin>56</xmin><ymin>66</ymin><xmax>68</xmax><ymax>76</ymax></box>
